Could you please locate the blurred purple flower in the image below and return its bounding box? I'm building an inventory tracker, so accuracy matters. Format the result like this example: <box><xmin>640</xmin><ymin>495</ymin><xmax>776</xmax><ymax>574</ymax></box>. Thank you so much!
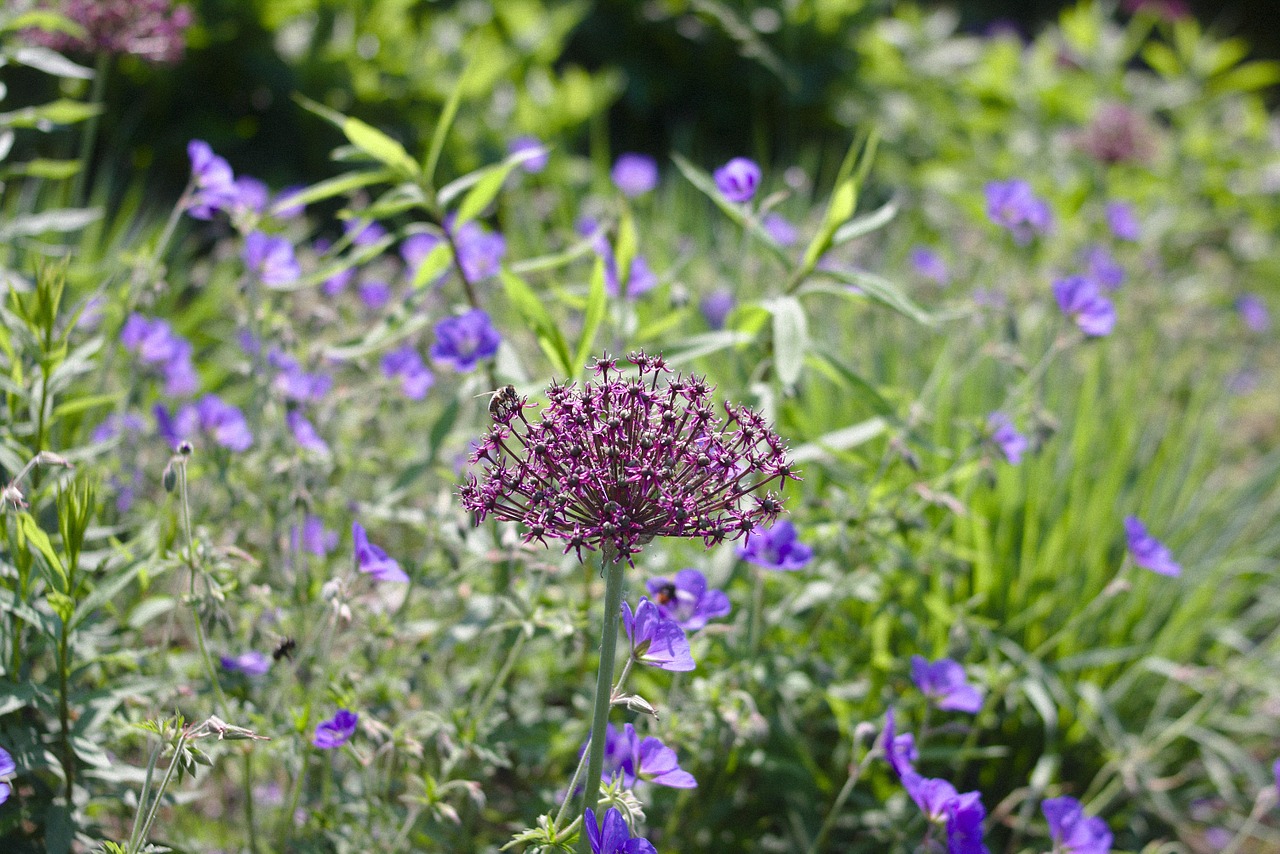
<box><xmin>344</xmin><ymin>218</ymin><xmax>387</xmax><ymax>248</ymax></box>
<box><xmin>762</xmin><ymin>213</ymin><xmax>798</xmax><ymax>246</ymax></box>
<box><xmin>381</xmin><ymin>345</ymin><xmax>435</xmax><ymax>399</ymax></box>
<box><xmin>312</xmin><ymin>709</ymin><xmax>358</xmax><ymax>749</ymax></box>
<box><xmin>27</xmin><ymin>0</ymin><xmax>193</xmax><ymax>63</ymax></box>
<box><xmin>92</xmin><ymin>412</ymin><xmax>147</xmax><ymax>444</ymax></box>
<box><xmin>602</xmin><ymin>722</ymin><xmax>696</xmax><ymax>788</ymax></box>
<box><xmin>611</xmin><ymin>153</ymin><xmax>658</xmax><ymax>197</ymax></box>
<box><xmin>646</xmin><ymin>569</ymin><xmax>730</xmax><ymax>631</ymax></box>
<box><xmin>701</xmin><ymin>289</ymin><xmax>735</xmax><ymax>329</ymax></box>
<box><xmin>451</xmin><ymin>220</ymin><xmax>506</xmax><ymax>282</ymax></box>
<box><xmin>621</xmin><ymin>599</ymin><xmax>695</xmax><ymax>671</ymax></box>
<box><xmin>243</xmin><ymin>231</ymin><xmax>301</xmax><ymax>288</ymax></box>
<box><xmin>287</xmin><ymin>411</ymin><xmax>329</xmax><ymax>455</ymax></box>
<box><xmin>358</xmin><ymin>280</ymin><xmax>393</xmax><ymax>310</ymax></box>
<box><xmin>714</xmin><ymin>157</ymin><xmax>762</xmax><ymax>203</ymax></box>
<box><xmin>911</xmin><ymin>655</ymin><xmax>985</xmax><ymax>713</ymax></box>
<box><xmin>233</xmin><ymin>176</ymin><xmax>269</xmax><ymax>215</ymax></box>
<box><xmin>584</xmin><ymin>806</ymin><xmax>657</xmax><ymax>854</ymax></box>
<box><xmin>606</xmin><ymin>254</ymin><xmax>658</xmax><ymax>299</ymax></box>
<box><xmin>121</xmin><ymin>314</ymin><xmax>199</xmax><ymax>397</ymax></box>
<box><xmin>1082</xmin><ymin>245</ymin><xmax>1125</xmax><ymax>291</ymax></box>
<box><xmin>194</xmin><ymin>395</ymin><xmax>253</xmax><ymax>451</ymax></box>
<box><xmin>1076</xmin><ymin>102</ymin><xmax>1158</xmax><ymax>165</ymax></box>
<box><xmin>294</xmin><ymin>514</ymin><xmax>338</xmax><ymax>557</ymax></box>
<box><xmin>1105</xmin><ymin>202</ymin><xmax>1141</xmax><ymax>241</ymax></box>
<box><xmin>0</xmin><ymin>746</ymin><xmax>13</xmax><ymax>806</ymax></box>
<box><xmin>910</xmin><ymin>246</ymin><xmax>950</xmax><ymax>286</ymax></box>
<box><xmin>508</xmin><ymin>135</ymin><xmax>549</xmax><ymax>173</ymax></box>
<box><xmin>1053</xmin><ymin>276</ymin><xmax>1115</xmax><ymax>337</ymax></box>
<box><xmin>270</xmin><ymin>351</ymin><xmax>331</xmax><ymax>402</ymax></box>
<box><xmin>1042</xmin><ymin>797</ymin><xmax>1112</xmax><ymax>854</ymax></box>
<box><xmin>985</xmin><ymin>179</ymin><xmax>1053</xmax><ymax>244</ymax></box>
<box><xmin>154</xmin><ymin>403</ymin><xmax>199</xmax><ymax>449</ymax></box>
<box><xmin>430</xmin><ymin>309</ymin><xmax>501</xmax><ymax>372</ymax></box>
<box><xmin>738</xmin><ymin>520</ymin><xmax>813</xmax><ymax>571</ymax></box>
<box><xmin>273</xmin><ymin>186</ymin><xmax>306</xmax><ymax>220</ymax></box>
<box><xmin>185</xmin><ymin>140</ymin><xmax>239</xmax><ymax>220</ymax></box>
<box><xmin>1124</xmin><ymin>516</ymin><xmax>1180</xmax><ymax>577</ymax></box>
<box><xmin>987</xmin><ymin>411</ymin><xmax>1029</xmax><ymax>464</ymax></box>
<box><xmin>1237</xmin><ymin>294</ymin><xmax>1270</xmax><ymax>333</ymax></box>
<box><xmin>401</xmin><ymin>233</ymin><xmax>447</xmax><ymax>287</ymax></box>
<box><xmin>220</xmin><ymin>651</ymin><xmax>271</xmax><ymax>677</ymax></box>
<box><xmin>353</xmin><ymin>522</ymin><xmax>409</xmax><ymax>583</ymax></box>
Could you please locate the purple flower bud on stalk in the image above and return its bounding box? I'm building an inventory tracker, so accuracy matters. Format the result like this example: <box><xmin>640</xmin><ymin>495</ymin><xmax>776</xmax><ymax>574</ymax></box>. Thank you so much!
<box><xmin>1124</xmin><ymin>516</ymin><xmax>1180</xmax><ymax>577</ymax></box>
<box><xmin>287</xmin><ymin>410</ymin><xmax>329</xmax><ymax>456</ymax></box>
<box><xmin>185</xmin><ymin>140</ymin><xmax>239</xmax><ymax>220</ymax></box>
<box><xmin>508</xmin><ymin>135</ymin><xmax>549</xmax><ymax>173</ymax></box>
<box><xmin>1053</xmin><ymin>276</ymin><xmax>1115</xmax><ymax>337</ymax></box>
<box><xmin>987</xmin><ymin>412</ymin><xmax>1028</xmax><ymax>464</ymax></box>
<box><xmin>611</xmin><ymin>153</ymin><xmax>659</xmax><ymax>197</ymax></box>
<box><xmin>460</xmin><ymin>351</ymin><xmax>798</xmax><ymax>565</ymax></box>
<box><xmin>700</xmin><ymin>289</ymin><xmax>735</xmax><ymax>329</ymax></box>
<box><xmin>352</xmin><ymin>522</ymin><xmax>409</xmax><ymax>583</ymax></box>
<box><xmin>622</xmin><ymin>599</ymin><xmax>695</xmax><ymax>671</ymax></box>
<box><xmin>910</xmin><ymin>246</ymin><xmax>950</xmax><ymax>286</ymax></box>
<box><xmin>646</xmin><ymin>568</ymin><xmax>730</xmax><ymax>631</ymax></box>
<box><xmin>762</xmin><ymin>213</ymin><xmax>798</xmax><ymax>246</ymax></box>
<box><xmin>1042</xmin><ymin>797</ymin><xmax>1112</xmax><ymax>854</ymax></box>
<box><xmin>430</xmin><ymin>310</ymin><xmax>501</xmax><ymax>372</ymax></box>
<box><xmin>714</xmin><ymin>157</ymin><xmax>762</xmax><ymax>203</ymax></box>
<box><xmin>312</xmin><ymin>709</ymin><xmax>358</xmax><ymax>749</ymax></box>
<box><xmin>985</xmin><ymin>179</ymin><xmax>1053</xmax><ymax>244</ymax></box>
<box><xmin>1237</xmin><ymin>294</ymin><xmax>1270</xmax><ymax>333</ymax></box>
<box><xmin>584</xmin><ymin>806</ymin><xmax>658</xmax><ymax>854</ymax></box>
<box><xmin>737</xmin><ymin>519</ymin><xmax>812</xmax><ymax>571</ymax></box>
<box><xmin>1105</xmin><ymin>201</ymin><xmax>1141</xmax><ymax>241</ymax></box>
<box><xmin>910</xmin><ymin>655</ymin><xmax>985</xmax><ymax>713</ymax></box>
<box><xmin>220</xmin><ymin>651</ymin><xmax>271</xmax><ymax>677</ymax></box>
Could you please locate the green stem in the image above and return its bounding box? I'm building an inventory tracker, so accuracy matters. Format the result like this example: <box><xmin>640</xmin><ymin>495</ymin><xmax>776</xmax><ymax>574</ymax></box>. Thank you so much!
<box><xmin>578</xmin><ymin>558</ymin><xmax>625</xmax><ymax>851</ymax></box>
<box><xmin>469</xmin><ymin>630</ymin><xmax>528</xmax><ymax>731</ymax></box>
<box><xmin>555</xmin><ymin>651</ymin><xmax>637</xmax><ymax>832</ymax></box>
<box><xmin>177</xmin><ymin>461</ymin><xmax>228</xmax><ymax>715</ymax></box>
<box><xmin>243</xmin><ymin>749</ymin><xmax>258</xmax><ymax>854</ymax></box>
<box><xmin>133</xmin><ymin>731</ymin><xmax>188</xmax><ymax>854</ymax></box>
<box><xmin>747</xmin><ymin>565</ymin><xmax>765</xmax><ymax>656</ymax></box>
<box><xmin>71</xmin><ymin>52</ymin><xmax>111</xmax><ymax>207</ymax></box>
<box><xmin>277</xmin><ymin>752</ymin><xmax>309</xmax><ymax>850</ymax></box>
<box><xmin>806</xmin><ymin>749</ymin><xmax>870</xmax><ymax>854</ymax></box>
<box><xmin>57</xmin><ymin>620</ymin><xmax>73</xmax><ymax>806</ymax></box>
<box><xmin>125</xmin><ymin>741</ymin><xmax>162</xmax><ymax>854</ymax></box>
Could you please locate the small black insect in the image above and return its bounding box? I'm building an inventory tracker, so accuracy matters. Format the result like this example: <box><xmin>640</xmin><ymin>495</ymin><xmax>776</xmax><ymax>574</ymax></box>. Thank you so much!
<box><xmin>653</xmin><ymin>583</ymin><xmax>677</xmax><ymax>606</ymax></box>
<box><xmin>486</xmin><ymin>385</ymin><xmax>521</xmax><ymax>422</ymax></box>
<box><xmin>272</xmin><ymin>636</ymin><xmax>297</xmax><ymax>662</ymax></box>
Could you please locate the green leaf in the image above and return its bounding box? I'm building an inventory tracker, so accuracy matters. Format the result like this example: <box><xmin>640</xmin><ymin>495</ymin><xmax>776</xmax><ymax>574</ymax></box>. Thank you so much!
<box><xmin>295</xmin><ymin>95</ymin><xmax>418</xmax><ymax>177</ymax></box>
<box><xmin>410</xmin><ymin>241</ymin><xmax>453</xmax><ymax>289</ymax></box>
<box><xmin>1207</xmin><ymin>60</ymin><xmax>1280</xmax><ymax>95</ymax></box>
<box><xmin>424</xmin><ymin>58</ymin><xmax>475</xmax><ymax>188</ymax></box>
<box><xmin>0</xmin><ymin>99</ymin><xmax>102</xmax><ymax>128</ymax></box>
<box><xmin>453</xmin><ymin>166</ymin><xmax>510</xmax><ymax>227</ymax></box>
<box><xmin>800</xmin><ymin>178</ymin><xmax>857</xmax><ymax>274</ymax></box>
<box><xmin>1141</xmin><ymin>42</ymin><xmax>1181</xmax><ymax>77</ymax></box>
<box><xmin>0</xmin><ymin>207</ymin><xmax>101</xmax><ymax>239</ymax></box>
<box><xmin>70</xmin><ymin>559</ymin><xmax>149</xmax><ymax>631</ymax></box>
<box><xmin>270</xmin><ymin>169</ymin><xmax>394</xmax><ymax>215</ymax></box>
<box><xmin>665</xmin><ymin>330</ymin><xmax>756</xmax><ymax>366</ymax></box>
<box><xmin>790</xmin><ymin>417</ymin><xmax>888</xmax><ymax>463</ymax></box>
<box><xmin>574</xmin><ymin>256</ymin><xmax>608</xmax><ymax>376</ymax></box>
<box><xmin>12</xmin><ymin>46</ymin><xmax>94</xmax><ymax>79</ymax></box>
<box><xmin>763</xmin><ymin>296</ymin><xmax>808</xmax><ymax>388</ymax></box>
<box><xmin>53</xmin><ymin>391</ymin><xmax>118</xmax><ymax>421</ymax></box>
<box><xmin>19</xmin><ymin>512</ymin><xmax>67</xmax><ymax>591</ymax></box>
<box><xmin>0</xmin><ymin>158</ymin><xmax>80</xmax><ymax>180</ymax></box>
<box><xmin>47</xmin><ymin>590</ymin><xmax>74</xmax><ymax>623</ymax></box>
<box><xmin>800</xmin><ymin>269</ymin><xmax>934</xmax><ymax>326</ymax></box>
<box><xmin>831</xmin><ymin>197</ymin><xmax>899</xmax><ymax>246</ymax></box>
<box><xmin>499</xmin><ymin>270</ymin><xmax>573</xmax><ymax>376</ymax></box>
<box><xmin>805</xmin><ymin>349</ymin><xmax>896</xmax><ymax>419</ymax></box>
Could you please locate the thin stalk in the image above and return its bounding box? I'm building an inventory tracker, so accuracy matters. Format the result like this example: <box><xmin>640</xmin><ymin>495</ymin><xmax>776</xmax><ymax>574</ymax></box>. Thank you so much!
<box><xmin>57</xmin><ymin>620</ymin><xmax>73</xmax><ymax>805</ymax></box>
<box><xmin>277</xmin><ymin>752</ymin><xmax>310</xmax><ymax>850</ymax></box>
<box><xmin>554</xmin><ymin>652</ymin><xmax>637</xmax><ymax>832</ymax></box>
<box><xmin>578</xmin><ymin>558</ymin><xmax>626</xmax><ymax>852</ymax></box>
<box><xmin>125</xmin><ymin>742</ymin><xmax>163</xmax><ymax>854</ymax></box>
<box><xmin>469</xmin><ymin>629</ymin><xmax>528</xmax><ymax>731</ymax></box>
<box><xmin>177</xmin><ymin>461</ymin><xmax>228</xmax><ymax>715</ymax></box>
<box><xmin>132</xmin><ymin>731</ymin><xmax>188</xmax><ymax>853</ymax></box>
<box><xmin>71</xmin><ymin>52</ymin><xmax>111</xmax><ymax>206</ymax></box>
<box><xmin>242</xmin><ymin>749</ymin><xmax>258</xmax><ymax>854</ymax></box>
<box><xmin>747</xmin><ymin>565</ymin><xmax>765</xmax><ymax>656</ymax></box>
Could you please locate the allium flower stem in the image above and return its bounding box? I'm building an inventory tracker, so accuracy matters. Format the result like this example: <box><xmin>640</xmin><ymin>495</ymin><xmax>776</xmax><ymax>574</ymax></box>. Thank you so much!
<box><xmin>579</xmin><ymin>558</ymin><xmax>626</xmax><ymax>849</ymax></box>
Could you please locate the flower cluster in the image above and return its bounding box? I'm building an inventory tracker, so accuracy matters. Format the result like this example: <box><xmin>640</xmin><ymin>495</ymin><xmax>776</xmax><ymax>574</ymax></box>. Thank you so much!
<box><xmin>460</xmin><ymin>351</ymin><xmax>798</xmax><ymax>565</ymax></box>
<box><xmin>1043</xmin><ymin>796</ymin><xmax>1112</xmax><ymax>854</ymax></box>
<box><xmin>121</xmin><ymin>313</ymin><xmax>199</xmax><ymax>396</ymax></box>
<box><xmin>584</xmin><ymin>806</ymin><xmax>657</xmax><ymax>854</ymax></box>
<box><xmin>737</xmin><ymin>520</ymin><xmax>812</xmax><ymax>571</ymax></box>
<box><xmin>26</xmin><ymin>0</ymin><xmax>193</xmax><ymax>63</ymax></box>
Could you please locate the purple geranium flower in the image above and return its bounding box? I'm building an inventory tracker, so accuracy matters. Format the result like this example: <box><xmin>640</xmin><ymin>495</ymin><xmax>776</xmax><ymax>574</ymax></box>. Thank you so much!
<box><xmin>0</xmin><ymin>745</ymin><xmax>14</xmax><ymax>806</ymax></box>
<box><xmin>911</xmin><ymin>655</ymin><xmax>985</xmax><ymax>714</ymax></box>
<box><xmin>91</xmin><ymin>412</ymin><xmax>147</xmax><ymax>444</ymax></box>
<box><xmin>121</xmin><ymin>314</ymin><xmax>199</xmax><ymax>396</ymax></box>
<box><xmin>987</xmin><ymin>411</ymin><xmax>1029</xmax><ymax>465</ymax></box>
<box><xmin>584</xmin><ymin>806</ymin><xmax>658</xmax><ymax>854</ymax></box>
<box><xmin>605</xmin><ymin>253</ymin><xmax>658</xmax><ymax>300</ymax></box>
<box><xmin>401</xmin><ymin>233</ymin><xmax>447</xmax><ymax>287</ymax></box>
<box><xmin>1043</xmin><ymin>797</ymin><xmax>1112</xmax><ymax>854</ymax></box>
<box><xmin>294</xmin><ymin>514</ymin><xmax>338</xmax><ymax>556</ymax></box>
<box><xmin>646</xmin><ymin>568</ymin><xmax>730</xmax><ymax>631</ymax></box>
<box><xmin>762</xmin><ymin>213</ymin><xmax>798</xmax><ymax>246</ymax></box>
<box><xmin>1082</xmin><ymin>245</ymin><xmax>1125</xmax><ymax>291</ymax></box>
<box><xmin>381</xmin><ymin>345</ymin><xmax>435</xmax><ymax>399</ymax></box>
<box><xmin>352</xmin><ymin>522</ymin><xmax>409</xmax><ymax>583</ymax></box>
<box><xmin>701</xmin><ymin>289</ymin><xmax>735</xmax><ymax>329</ymax></box>
<box><xmin>1053</xmin><ymin>275</ymin><xmax>1115</xmax><ymax>337</ymax></box>
<box><xmin>985</xmin><ymin>179</ymin><xmax>1053</xmax><ymax>244</ymax></box>
<box><xmin>243</xmin><ymin>231</ymin><xmax>301</xmax><ymax>287</ymax></box>
<box><xmin>154</xmin><ymin>402</ymin><xmax>199</xmax><ymax>449</ymax></box>
<box><xmin>621</xmin><ymin>599</ymin><xmax>695</xmax><ymax>671</ymax></box>
<box><xmin>429</xmin><ymin>309</ymin><xmax>501</xmax><ymax>372</ymax></box>
<box><xmin>910</xmin><ymin>246</ymin><xmax>950</xmax><ymax>286</ymax></box>
<box><xmin>714</xmin><ymin>157</ymin><xmax>762</xmax><ymax>203</ymax></box>
<box><xmin>1124</xmin><ymin>516</ymin><xmax>1180</xmax><ymax>577</ymax></box>
<box><xmin>1105</xmin><ymin>201</ymin><xmax>1140</xmax><ymax>241</ymax></box>
<box><xmin>358</xmin><ymin>279</ymin><xmax>393</xmax><ymax>310</ymax></box>
<box><xmin>1237</xmin><ymin>294</ymin><xmax>1270</xmax><ymax>333</ymax></box>
<box><xmin>344</xmin><ymin>218</ymin><xmax>387</xmax><ymax>248</ymax></box>
<box><xmin>737</xmin><ymin>520</ymin><xmax>813</xmax><ymax>571</ymax></box>
<box><xmin>603</xmin><ymin>723</ymin><xmax>696</xmax><ymax>788</ymax></box>
<box><xmin>508</xmin><ymin>135</ymin><xmax>549</xmax><ymax>173</ymax></box>
<box><xmin>185</xmin><ymin>140</ymin><xmax>239</xmax><ymax>219</ymax></box>
<box><xmin>220</xmin><ymin>651</ymin><xmax>271</xmax><ymax>677</ymax></box>
<box><xmin>287</xmin><ymin>410</ymin><xmax>329</xmax><ymax>455</ymax></box>
<box><xmin>269</xmin><ymin>351</ymin><xmax>331</xmax><ymax>402</ymax></box>
<box><xmin>233</xmin><ymin>176</ymin><xmax>269</xmax><ymax>216</ymax></box>
<box><xmin>611</xmin><ymin>153</ymin><xmax>658</xmax><ymax>197</ymax></box>
<box><xmin>452</xmin><ymin>220</ymin><xmax>506</xmax><ymax>282</ymax></box>
<box><xmin>194</xmin><ymin>395</ymin><xmax>253</xmax><ymax>452</ymax></box>
<box><xmin>312</xmin><ymin>709</ymin><xmax>358</xmax><ymax>749</ymax></box>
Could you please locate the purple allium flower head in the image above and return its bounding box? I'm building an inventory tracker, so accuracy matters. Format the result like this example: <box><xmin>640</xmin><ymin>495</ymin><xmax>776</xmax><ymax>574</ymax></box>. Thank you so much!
<box><xmin>714</xmin><ymin>157</ymin><xmax>762</xmax><ymax>203</ymax></box>
<box><xmin>194</xmin><ymin>395</ymin><xmax>253</xmax><ymax>451</ymax></box>
<box><xmin>1105</xmin><ymin>202</ymin><xmax>1141</xmax><ymax>242</ymax></box>
<box><xmin>508</xmin><ymin>135</ymin><xmax>549</xmax><ymax>173</ymax></box>
<box><xmin>701</xmin><ymin>289</ymin><xmax>735</xmax><ymax>329</ymax></box>
<box><xmin>1082</xmin><ymin>245</ymin><xmax>1125</xmax><ymax>291</ymax></box>
<box><xmin>603</xmin><ymin>722</ymin><xmax>697</xmax><ymax>788</ymax></box>
<box><xmin>352</xmin><ymin>522</ymin><xmax>409</xmax><ymax>583</ymax></box>
<box><xmin>287</xmin><ymin>410</ymin><xmax>329</xmax><ymax>455</ymax></box>
<box><xmin>1076</xmin><ymin>102</ymin><xmax>1158</xmax><ymax>165</ymax></box>
<box><xmin>26</xmin><ymin>0</ymin><xmax>194</xmax><ymax>63</ymax></box>
<box><xmin>1053</xmin><ymin>276</ymin><xmax>1115</xmax><ymax>337</ymax></box>
<box><xmin>381</xmin><ymin>345</ymin><xmax>435</xmax><ymax>399</ymax></box>
<box><xmin>460</xmin><ymin>351</ymin><xmax>798</xmax><ymax>564</ymax></box>
<box><xmin>358</xmin><ymin>280</ymin><xmax>393</xmax><ymax>310</ymax></box>
<box><xmin>0</xmin><ymin>746</ymin><xmax>13</xmax><ymax>806</ymax></box>
<box><xmin>185</xmin><ymin>140</ymin><xmax>239</xmax><ymax>220</ymax></box>
<box><xmin>646</xmin><ymin>568</ymin><xmax>731</xmax><ymax>631</ymax></box>
<box><xmin>430</xmin><ymin>309</ymin><xmax>501</xmax><ymax>372</ymax></box>
<box><xmin>762</xmin><ymin>213</ymin><xmax>798</xmax><ymax>247</ymax></box>
<box><xmin>1124</xmin><ymin>516</ymin><xmax>1180</xmax><ymax>577</ymax></box>
<box><xmin>611</xmin><ymin>153</ymin><xmax>659</xmax><ymax>197</ymax></box>
<box><xmin>1042</xmin><ymin>797</ymin><xmax>1112</xmax><ymax>854</ymax></box>
<box><xmin>910</xmin><ymin>246</ymin><xmax>950</xmax><ymax>286</ymax></box>
<box><xmin>911</xmin><ymin>655</ymin><xmax>985</xmax><ymax>714</ymax></box>
<box><xmin>1237</xmin><ymin>294</ymin><xmax>1271</xmax><ymax>333</ymax></box>
<box><xmin>220</xmin><ymin>651</ymin><xmax>271</xmax><ymax>677</ymax></box>
<box><xmin>584</xmin><ymin>806</ymin><xmax>658</xmax><ymax>854</ymax></box>
<box><xmin>452</xmin><ymin>220</ymin><xmax>506</xmax><ymax>282</ymax></box>
<box><xmin>312</xmin><ymin>709</ymin><xmax>358</xmax><ymax>749</ymax></box>
<box><xmin>985</xmin><ymin>179</ymin><xmax>1053</xmax><ymax>244</ymax></box>
<box><xmin>295</xmin><ymin>514</ymin><xmax>338</xmax><ymax>556</ymax></box>
<box><xmin>344</xmin><ymin>218</ymin><xmax>387</xmax><ymax>248</ymax></box>
<box><xmin>233</xmin><ymin>176</ymin><xmax>269</xmax><ymax>216</ymax></box>
<box><xmin>738</xmin><ymin>519</ymin><xmax>813</xmax><ymax>571</ymax></box>
<box><xmin>622</xmin><ymin>599</ymin><xmax>695</xmax><ymax>671</ymax></box>
<box><xmin>987</xmin><ymin>412</ymin><xmax>1029</xmax><ymax>465</ymax></box>
<box><xmin>243</xmin><ymin>231</ymin><xmax>301</xmax><ymax>288</ymax></box>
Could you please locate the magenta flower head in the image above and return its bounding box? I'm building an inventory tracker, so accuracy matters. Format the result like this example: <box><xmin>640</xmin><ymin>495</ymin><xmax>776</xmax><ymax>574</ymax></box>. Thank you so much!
<box><xmin>459</xmin><ymin>351</ymin><xmax>798</xmax><ymax>565</ymax></box>
<box><xmin>1042</xmin><ymin>797</ymin><xmax>1112</xmax><ymax>854</ymax></box>
<box><xmin>985</xmin><ymin>179</ymin><xmax>1053</xmax><ymax>244</ymax></box>
<box><xmin>622</xmin><ymin>599</ymin><xmax>694</xmax><ymax>671</ymax></box>
<box><xmin>737</xmin><ymin>519</ymin><xmax>812</xmax><ymax>571</ymax></box>
<box><xmin>430</xmin><ymin>309</ymin><xmax>501</xmax><ymax>372</ymax></box>
<box><xmin>987</xmin><ymin>412</ymin><xmax>1029</xmax><ymax>465</ymax></box>
<box><xmin>611</xmin><ymin>153</ymin><xmax>659</xmax><ymax>197</ymax></box>
<box><xmin>312</xmin><ymin>709</ymin><xmax>358</xmax><ymax>749</ymax></box>
<box><xmin>0</xmin><ymin>746</ymin><xmax>13</xmax><ymax>806</ymax></box>
<box><xmin>911</xmin><ymin>655</ymin><xmax>985</xmax><ymax>714</ymax></box>
<box><xmin>243</xmin><ymin>231</ymin><xmax>301</xmax><ymax>288</ymax></box>
<box><xmin>604</xmin><ymin>723</ymin><xmax>697</xmax><ymax>788</ymax></box>
<box><xmin>714</xmin><ymin>157</ymin><xmax>762</xmax><ymax>203</ymax></box>
<box><xmin>646</xmin><ymin>568</ymin><xmax>730</xmax><ymax>631</ymax></box>
<box><xmin>1053</xmin><ymin>276</ymin><xmax>1115</xmax><ymax>337</ymax></box>
<box><xmin>1124</xmin><ymin>516</ymin><xmax>1180</xmax><ymax>577</ymax></box>
<box><xmin>352</xmin><ymin>522</ymin><xmax>409</xmax><ymax>583</ymax></box>
<box><xmin>26</xmin><ymin>0</ymin><xmax>194</xmax><ymax>63</ymax></box>
<box><xmin>220</xmin><ymin>651</ymin><xmax>271</xmax><ymax>677</ymax></box>
<box><xmin>584</xmin><ymin>806</ymin><xmax>657</xmax><ymax>854</ymax></box>
<box><xmin>186</xmin><ymin>140</ymin><xmax>240</xmax><ymax>220</ymax></box>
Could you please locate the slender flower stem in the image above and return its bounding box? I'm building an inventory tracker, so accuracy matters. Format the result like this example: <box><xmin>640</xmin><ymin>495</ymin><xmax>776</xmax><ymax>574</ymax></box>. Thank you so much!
<box><xmin>554</xmin><ymin>651</ymin><xmax>637</xmax><ymax>832</ymax></box>
<box><xmin>578</xmin><ymin>558</ymin><xmax>626</xmax><ymax>851</ymax></box>
<box><xmin>747</xmin><ymin>565</ymin><xmax>766</xmax><ymax>655</ymax></box>
<box><xmin>71</xmin><ymin>52</ymin><xmax>111</xmax><ymax>207</ymax></box>
<box><xmin>132</xmin><ymin>730</ymin><xmax>189</xmax><ymax>854</ymax></box>
<box><xmin>469</xmin><ymin>629</ymin><xmax>528</xmax><ymax>731</ymax></box>
<box><xmin>177</xmin><ymin>461</ymin><xmax>228</xmax><ymax>716</ymax></box>
<box><xmin>242</xmin><ymin>749</ymin><xmax>259</xmax><ymax>854</ymax></box>
<box><xmin>806</xmin><ymin>744</ymin><xmax>877</xmax><ymax>854</ymax></box>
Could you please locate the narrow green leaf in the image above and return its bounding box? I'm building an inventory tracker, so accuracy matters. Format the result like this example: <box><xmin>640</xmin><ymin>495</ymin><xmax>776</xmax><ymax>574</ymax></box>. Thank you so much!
<box><xmin>424</xmin><ymin>59</ymin><xmax>474</xmax><ymax>188</ymax></box>
<box><xmin>613</xmin><ymin>207</ymin><xmax>638</xmax><ymax>298</ymax></box>
<box><xmin>268</xmin><ymin>169</ymin><xmax>393</xmax><ymax>215</ymax></box>
<box><xmin>19</xmin><ymin>512</ymin><xmax>67</xmax><ymax>591</ymax></box>
<box><xmin>294</xmin><ymin>95</ymin><xmax>418</xmax><ymax>177</ymax></box>
<box><xmin>670</xmin><ymin>153</ymin><xmax>790</xmax><ymax>265</ymax></box>
<box><xmin>1</xmin><ymin>158</ymin><xmax>80</xmax><ymax>180</ymax></box>
<box><xmin>800</xmin><ymin>179</ymin><xmax>857</xmax><ymax>273</ymax></box>
<box><xmin>764</xmin><ymin>296</ymin><xmax>808</xmax><ymax>387</ymax></box>
<box><xmin>410</xmin><ymin>242</ymin><xmax>453</xmax><ymax>289</ymax></box>
<box><xmin>0</xmin><ymin>207</ymin><xmax>101</xmax><ymax>239</ymax></box>
<box><xmin>499</xmin><ymin>270</ymin><xmax>573</xmax><ymax>376</ymax></box>
<box><xmin>831</xmin><ymin>197</ymin><xmax>899</xmax><ymax>246</ymax></box>
<box><xmin>665</xmin><ymin>330</ymin><xmax>756</xmax><ymax>366</ymax></box>
<box><xmin>53</xmin><ymin>392</ymin><xmax>118</xmax><ymax>421</ymax></box>
<box><xmin>453</xmin><ymin>166</ymin><xmax>510</xmax><ymax>227</ymax></box>
<box><xmin>799</xmin><ymin>269</ymin><xmax>934</xmax><ymax>326</ymax></box>
<box><xmin>0</xmin><ymin>99</ymin><xmax>102</xmax><ymax>128</ymax></box>
<box><xmin>791</xmin><ymin>417</ymin><xmax>888</xmax><ymax>463</ymax></box>
<box><xmin>12</xmin><ymin>46</ymin><xmax>94</xmax><ymax>79</ymax></box>
<box><xmin>574</xmin><ymin>256</ymin><xmax>608</xmax><ymax>375</ymax></box>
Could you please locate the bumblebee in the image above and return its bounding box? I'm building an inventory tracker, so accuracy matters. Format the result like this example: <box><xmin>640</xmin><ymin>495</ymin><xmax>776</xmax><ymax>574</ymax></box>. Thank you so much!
<box><xmin>272</xmin><ymin>636</ymin><xmax>297</xmax><ymax>662</ymax></box>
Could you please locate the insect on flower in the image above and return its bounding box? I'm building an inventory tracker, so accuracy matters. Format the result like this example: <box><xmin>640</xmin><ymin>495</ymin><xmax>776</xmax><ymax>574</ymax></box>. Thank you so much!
<box><xmin>481</xmin><ymin>384</ymin><xmax>522</xmax><ymax>422</ymax></box>
<box><xmin>271</xmin><ymin>637</ymin><xmax>297</xmax><ymax>662</ymax></box>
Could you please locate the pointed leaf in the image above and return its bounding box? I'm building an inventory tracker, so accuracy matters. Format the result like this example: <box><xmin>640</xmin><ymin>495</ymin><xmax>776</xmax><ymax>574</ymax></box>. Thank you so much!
<box><xmin>763</xmin><ymin>296</ymin><xmax>808</xmax><ymax>387</ymax></box>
